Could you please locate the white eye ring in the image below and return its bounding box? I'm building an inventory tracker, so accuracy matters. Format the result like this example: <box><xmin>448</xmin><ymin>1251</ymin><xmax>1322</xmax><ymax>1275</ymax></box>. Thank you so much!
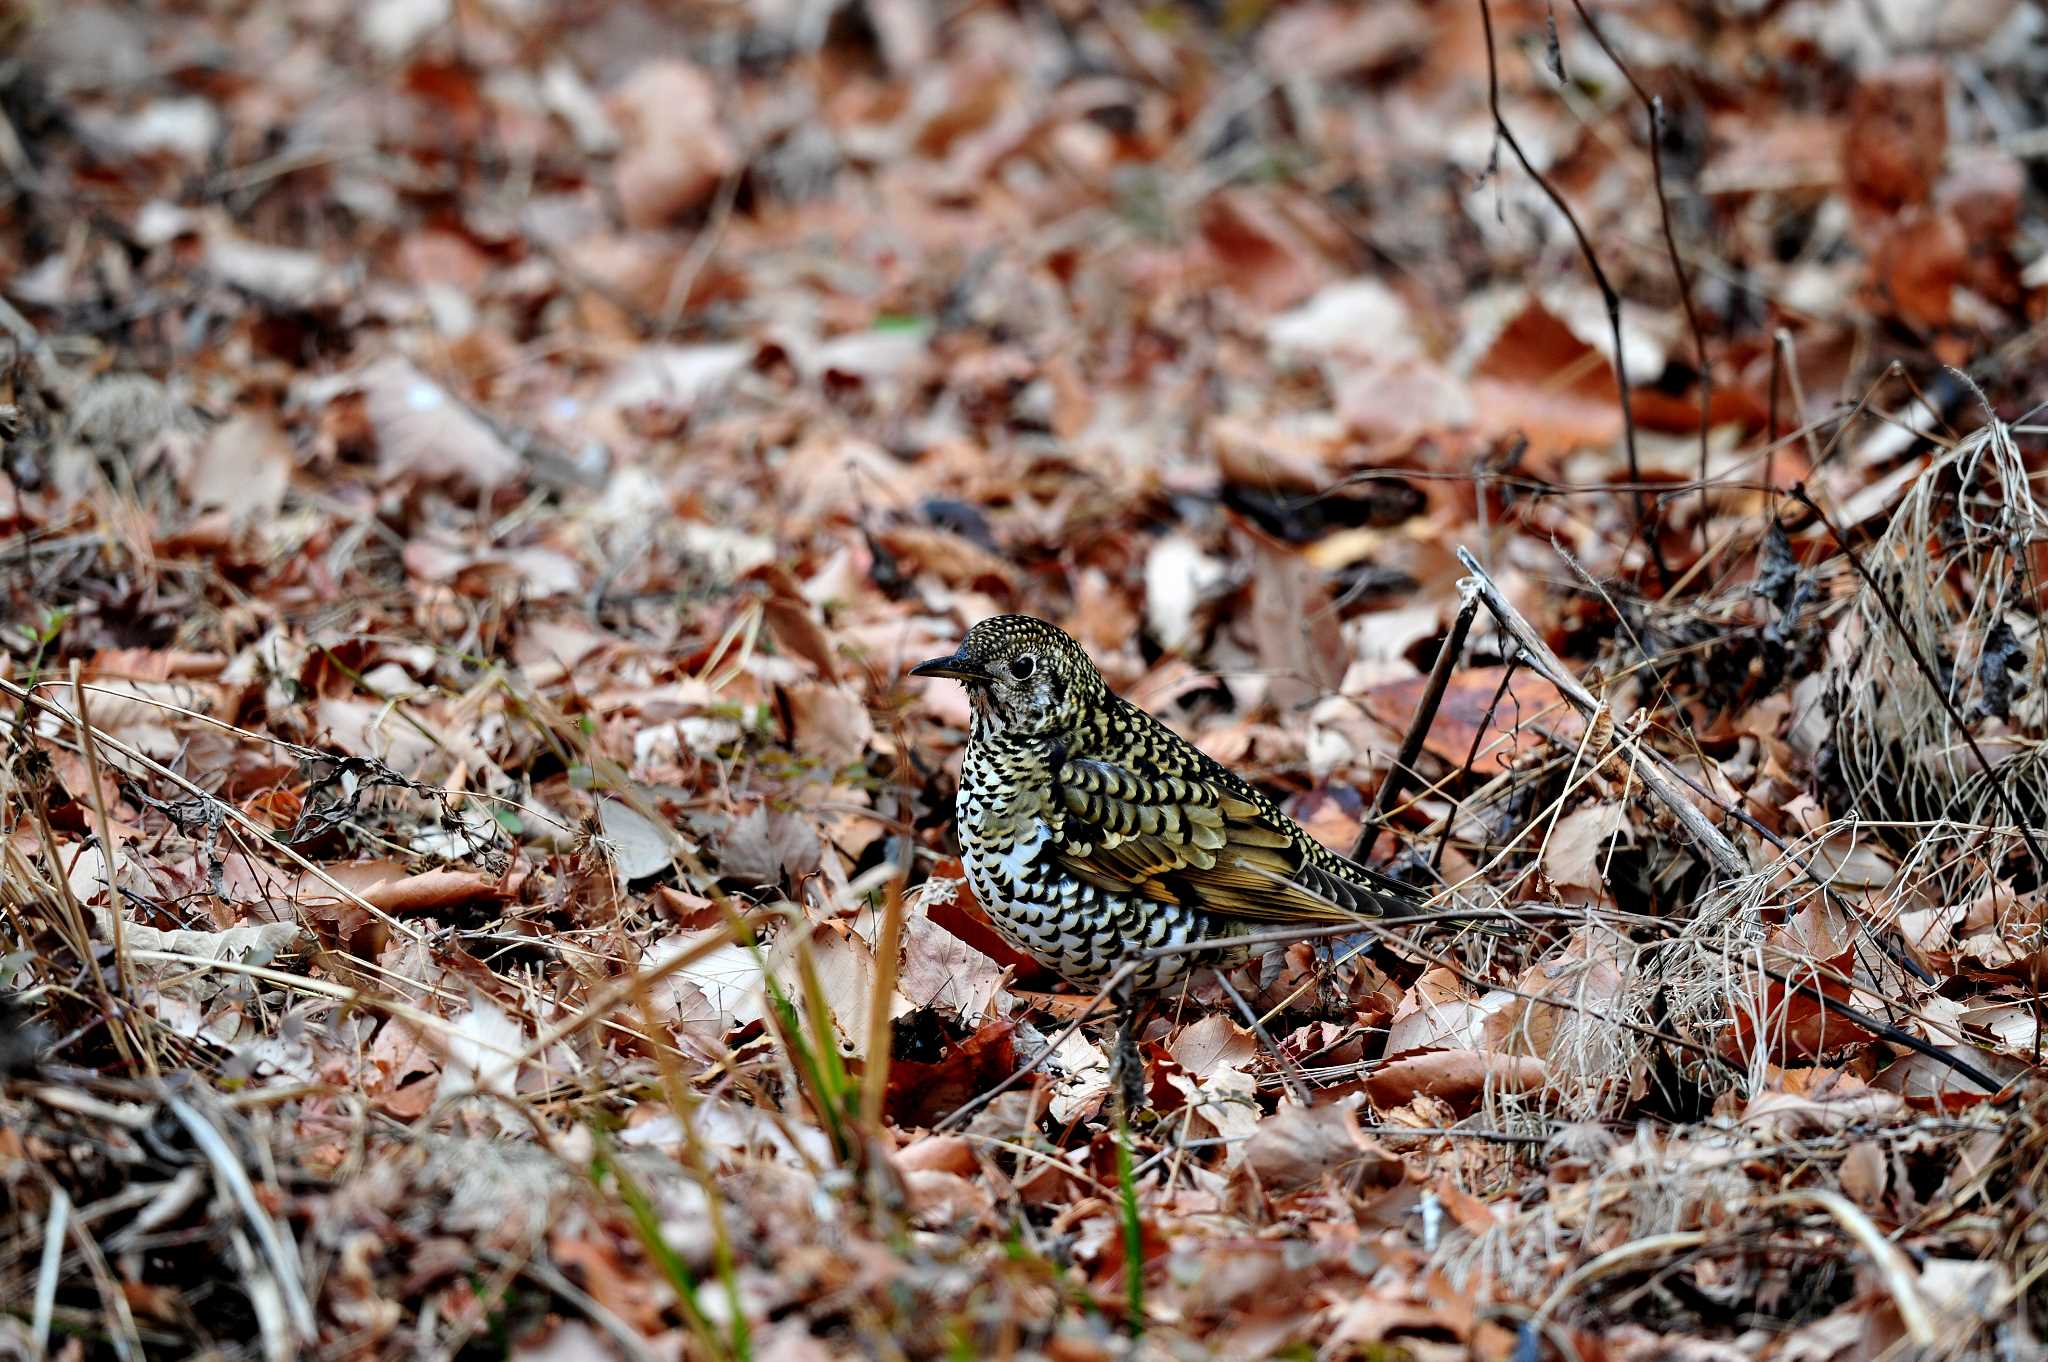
<box><xmin>1010</xmin><ymin>655</ymin><xmax>1035</xmax><ymax>680</ymax></box>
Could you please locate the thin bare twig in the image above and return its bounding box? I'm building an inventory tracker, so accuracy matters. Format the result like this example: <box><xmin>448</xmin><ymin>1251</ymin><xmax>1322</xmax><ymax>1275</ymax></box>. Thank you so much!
<box><xmin>1354</xmin><ymin>585</ymin><xmax>1482</xmax><ymax>862</ymax></box>
<box><xmin>1478</xmin><ymin>0</ymin><xmax>1668</xmax><ymax>586</ymax></box>
<box><xmin>1566</xmin><ymin>1</ymin><xmax>1716</xmax><ymax>552</ymax></box>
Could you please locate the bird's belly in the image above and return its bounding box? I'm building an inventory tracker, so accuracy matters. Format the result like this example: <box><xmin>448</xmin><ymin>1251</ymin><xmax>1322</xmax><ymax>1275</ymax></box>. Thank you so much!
<box><xmin>957</xmin><ymin>815</ymin><xmax>1242</xmax><ymax>991</ymax></box>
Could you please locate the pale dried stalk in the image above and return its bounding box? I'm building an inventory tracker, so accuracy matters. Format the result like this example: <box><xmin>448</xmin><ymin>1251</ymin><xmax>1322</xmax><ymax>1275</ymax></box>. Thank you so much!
<box><xmin>1455</xmin><ymin>547</ymin><xmax>1749</xmax><ymax>877</ymax></box>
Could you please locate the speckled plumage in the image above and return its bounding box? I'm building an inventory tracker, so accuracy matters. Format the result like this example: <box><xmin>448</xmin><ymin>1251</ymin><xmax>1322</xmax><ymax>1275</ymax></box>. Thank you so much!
<box><xmin>914</xmin><ymin>615</ymin><xmax>1421</xmax><ymax>992</ymax></box>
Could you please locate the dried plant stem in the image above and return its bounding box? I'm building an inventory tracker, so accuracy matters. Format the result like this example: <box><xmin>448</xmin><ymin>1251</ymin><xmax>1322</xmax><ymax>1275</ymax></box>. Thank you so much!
<box><xmin>1789</xmin><ymin>484</ymin><xmax>2048</xmax><ymax>873</ymax></box>
<box><xmin>859</xmin><ymin>876</ymin><xmax>910</xmax><ymax>1129</ymax></box>
<box><xmin>1527</xmin><ymin>1231</ymin><xmax>1710</xmax><ymax>1342</ymax></box>
<box><xmin>1761</xmin><ymin>1190</ymin><xmax>1936</xmax><ymax>1343</ymax></box>
<box><xmin>1354</xmin><ymin>586</ymin><xmax>1482</xmax><ymax>862</ymax></box>
<box><xmin>68</xmin><ymin>663</ymin><xmax>151</xmax><ymax>1077</ymax></box>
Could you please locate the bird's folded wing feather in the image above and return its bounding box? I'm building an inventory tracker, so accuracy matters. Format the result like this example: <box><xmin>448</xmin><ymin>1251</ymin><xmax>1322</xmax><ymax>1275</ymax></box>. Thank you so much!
<box><xmin>1054</xmin><ymin>755</ymin><xmax>1414</xmax><ymax>924</ymax></box>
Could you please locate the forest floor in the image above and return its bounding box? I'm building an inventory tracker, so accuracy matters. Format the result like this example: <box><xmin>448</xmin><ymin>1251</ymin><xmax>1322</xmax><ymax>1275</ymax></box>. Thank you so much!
<box><xmin>5</xmin><ymin>1</ymin><xmax>2048</xmax><ymax>1358</ymax></box>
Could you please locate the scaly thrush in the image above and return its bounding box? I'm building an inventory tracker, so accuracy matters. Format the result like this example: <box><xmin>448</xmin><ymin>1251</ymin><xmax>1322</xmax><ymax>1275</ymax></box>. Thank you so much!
<box><xmin>913</xmin><ymin>615</ymin><xmax>1422</xmax><ymax>1002</ymax></box>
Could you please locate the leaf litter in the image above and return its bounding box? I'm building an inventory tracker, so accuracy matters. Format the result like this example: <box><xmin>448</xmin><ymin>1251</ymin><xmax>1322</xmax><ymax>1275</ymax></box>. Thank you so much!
<box><xmin>5</xmin><ymin>1</ymin><xmax>2048</xmax><ymax>1359</ymax></box>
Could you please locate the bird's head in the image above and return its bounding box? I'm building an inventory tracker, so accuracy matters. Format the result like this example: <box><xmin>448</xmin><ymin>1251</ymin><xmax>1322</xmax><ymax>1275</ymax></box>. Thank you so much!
<box><xmin>911</xmin><ymin>614</ymin><xmax>1104</xmax><ymax>737</ymax></box>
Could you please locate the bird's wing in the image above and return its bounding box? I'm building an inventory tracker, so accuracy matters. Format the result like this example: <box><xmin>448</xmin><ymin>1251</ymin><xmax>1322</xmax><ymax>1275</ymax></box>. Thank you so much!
<box><xmin>1054</xmin><ymin>754</ymin><xmax>1417</xmax><ymax>925</ymax></box>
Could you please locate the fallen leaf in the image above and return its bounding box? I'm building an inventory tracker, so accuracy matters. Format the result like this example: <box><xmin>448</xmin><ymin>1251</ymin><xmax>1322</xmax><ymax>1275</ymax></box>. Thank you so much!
<box><xmin>1545</xmin><ymin>801</ymin><xmax>1630</xmax><ymax>891</ymax></box>
<box><xmin>349</xmin><ymin>356</ymin><xmax>522</xmax><ymax>494</ymax></box>
<box><xmin>609</xmin><ymin>61</ymin><xmax>738</xmax><ymax>229</ymax></box>
<box><xmin>1239</xmin><ymin>1097</ymin><xmax>1402</xmax><ymax>1193</ymax></box>
<box><xmin>1363</xmin><ymin>1051</ymin><xmax>1549</xmax><ymax>1110</ymax></box>
<box><xmin>1363</xmin><ymin>667</ymin><xmax>1582</xmax><ymax>769</ymax></box>
<box><xmin>186</xmin><ymin>412</ymin><xmax>293</xmax><ymax>523</ymax></box>
<box><xmin>886</xmin><ymin>1022</ymin><xmax>1017</xmax><ymax>1129</ymax></box>
<box><xmin>1844</xmin><ymin>57</ymin><xmax>1946</xmax><ymax>212</ymax></box>
<box><xmin>596</xmin><ymin>797</ymin><xmax>677</xmax><ymax>882</ymax></box>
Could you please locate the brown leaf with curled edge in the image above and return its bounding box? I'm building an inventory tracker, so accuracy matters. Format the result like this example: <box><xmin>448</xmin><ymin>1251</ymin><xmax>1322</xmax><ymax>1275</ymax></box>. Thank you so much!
<box><xmin>1364</xmin><ymin>1051</ymin><xmax>1550</xmax><ymax>1111</ymax></box>
<box><xmin>885</xmin><ymin>1020</ymin><xmax>1016</xmax><ymax>1129</ymax></box>
<box><xmin>1844</xmin><ymin>57</ymin><xmax>1946</xmax><ymax>213</ymax></box>
<box><xmin>1238</xmin><ymin>1097</ymin><xmax>1403</xmax><ymax>1194</ymax></box>
<box><xmin>749</xmin><ymin>562</ymin><xmax>838</xmax><ymax>681</ymax></box>
<box><xmin>1362</xmin><ymin>666</ymin><xmax>1581</xmax><ymax>770</ymax></box>
<box><xmin>300</xmin><ymin>868</ymin><xmax>507</xmax><ymax>956</ymax></box>
<box><xmin>609</xmin><ymin>60</ymin><xmax>737</xmax><ymax>230</ymax></box>
<box><xmin>1872</xmin><ymin>1047</ymin><xmax>2019</xmax><ymax>1112</ymax></box>
<box><xmin>357</xmin><ymin>869</ymin><xmax>506</xmax><ymax>916</ymax></box>
<box><xmin>1468</xmin><ymin>299</ymin><xmax>1621</xmax><ymax>468</ymax></box>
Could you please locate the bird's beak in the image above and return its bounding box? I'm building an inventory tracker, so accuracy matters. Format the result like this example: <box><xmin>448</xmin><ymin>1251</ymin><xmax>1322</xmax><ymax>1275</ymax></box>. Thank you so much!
<box><xmin>911</xmin><ymin>649</ymin><xmax>990</xmax><ymax>682</ymax></box>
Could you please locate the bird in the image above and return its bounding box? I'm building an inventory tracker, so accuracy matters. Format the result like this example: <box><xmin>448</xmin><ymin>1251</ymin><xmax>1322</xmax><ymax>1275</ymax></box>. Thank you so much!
<box><xmin>913</xmin><ymin>614</ymin><xmax>1426</xmax><ymax>1103</ymax></box>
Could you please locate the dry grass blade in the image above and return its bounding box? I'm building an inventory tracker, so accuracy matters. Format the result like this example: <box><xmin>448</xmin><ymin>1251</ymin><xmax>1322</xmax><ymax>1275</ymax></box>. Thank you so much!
<box><xmin>31</xmin><ymin>1183</ymin><xmax>69</xmax><ymax>1362</ymax></box>
<box><xmin>1759</xmin><ymin>1188</ymin><xmax>1937</xmax><ymax>1346</ymax></box>
<box><xmin>161</xmin><ymin>1093</ymin><xmax>317</xmax><ymax>1346</ymax></box>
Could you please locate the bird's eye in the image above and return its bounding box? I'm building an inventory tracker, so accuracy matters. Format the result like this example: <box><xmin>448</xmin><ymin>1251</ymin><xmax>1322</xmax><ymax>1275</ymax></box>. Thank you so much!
<box><xmin>1010</xmin><ymin>655</ymin><xmax>1036</xmax><ymax>680</ymax></box>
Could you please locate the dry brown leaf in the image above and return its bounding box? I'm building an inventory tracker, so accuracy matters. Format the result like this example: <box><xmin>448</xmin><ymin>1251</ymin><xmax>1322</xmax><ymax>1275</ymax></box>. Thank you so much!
<box><xmin>356</xmin><ymin>868</ymin><xmax>506</xmax><ymax>916</ymax></box>
<box><xmin>895</xmin><ymin>912</ymin><xmax>1006</xmax><ymax>1024</ymax></box>
<box><xmin>609</xmin><ymin>60</ymin><xmax>737</xmax><ymax>229</ymax></box>
<box><xmin>1544</xmin><ymin>801</ymin><xmax>1630</xmax><ymax>891</ymax></box>
<box><xmin>349</xmin><ymin>356</ymin><xmax>523</xmax><ymax>494</ymax></box>
<box><xmin>1844</xmin><ymin>57</ymin><xmax>1947</xmax><ymax>212</ymax></box>
<box><xmin>784</xmin><ymin>683</ymin><xmax>873</xmax><ymax>772</ymax></box>
<box><xmin>186</xmin><ymin>412</ymin><xmax>293</xmax><ymax>523</ymax></box>
<box><xmin>1239</xmin><ymin>1098</ymin><xmax>1401</xmax><ymax>1193</ymax></box>
<box><xmin>1168</xmin><ymin>1015</ymin><xmax>1259</xmax><ymax>1080</ymax></box>
<box><xmin>752</xmin><ymin>563</ymin><xmax>842</xmax><ymax>681</ymax></box>
<box><xmin>1362</xmin><ymin>667</ymin><xmax>1581</xmax><ymax>768</ymax></box>
<box><xmin>720</xmin><ymin>805</ymin><xmax>823</xmax><ymax>886</ymax></box>
<box><xmin>1363</xmin><ymin>1051</ymin><xmax>1549</xmax><ymax>1110</ymax></box>
<box><xmin>1249</xmin><ymin>535</ymin><xmax>1346</xmax><ymax>711</ymax></box>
